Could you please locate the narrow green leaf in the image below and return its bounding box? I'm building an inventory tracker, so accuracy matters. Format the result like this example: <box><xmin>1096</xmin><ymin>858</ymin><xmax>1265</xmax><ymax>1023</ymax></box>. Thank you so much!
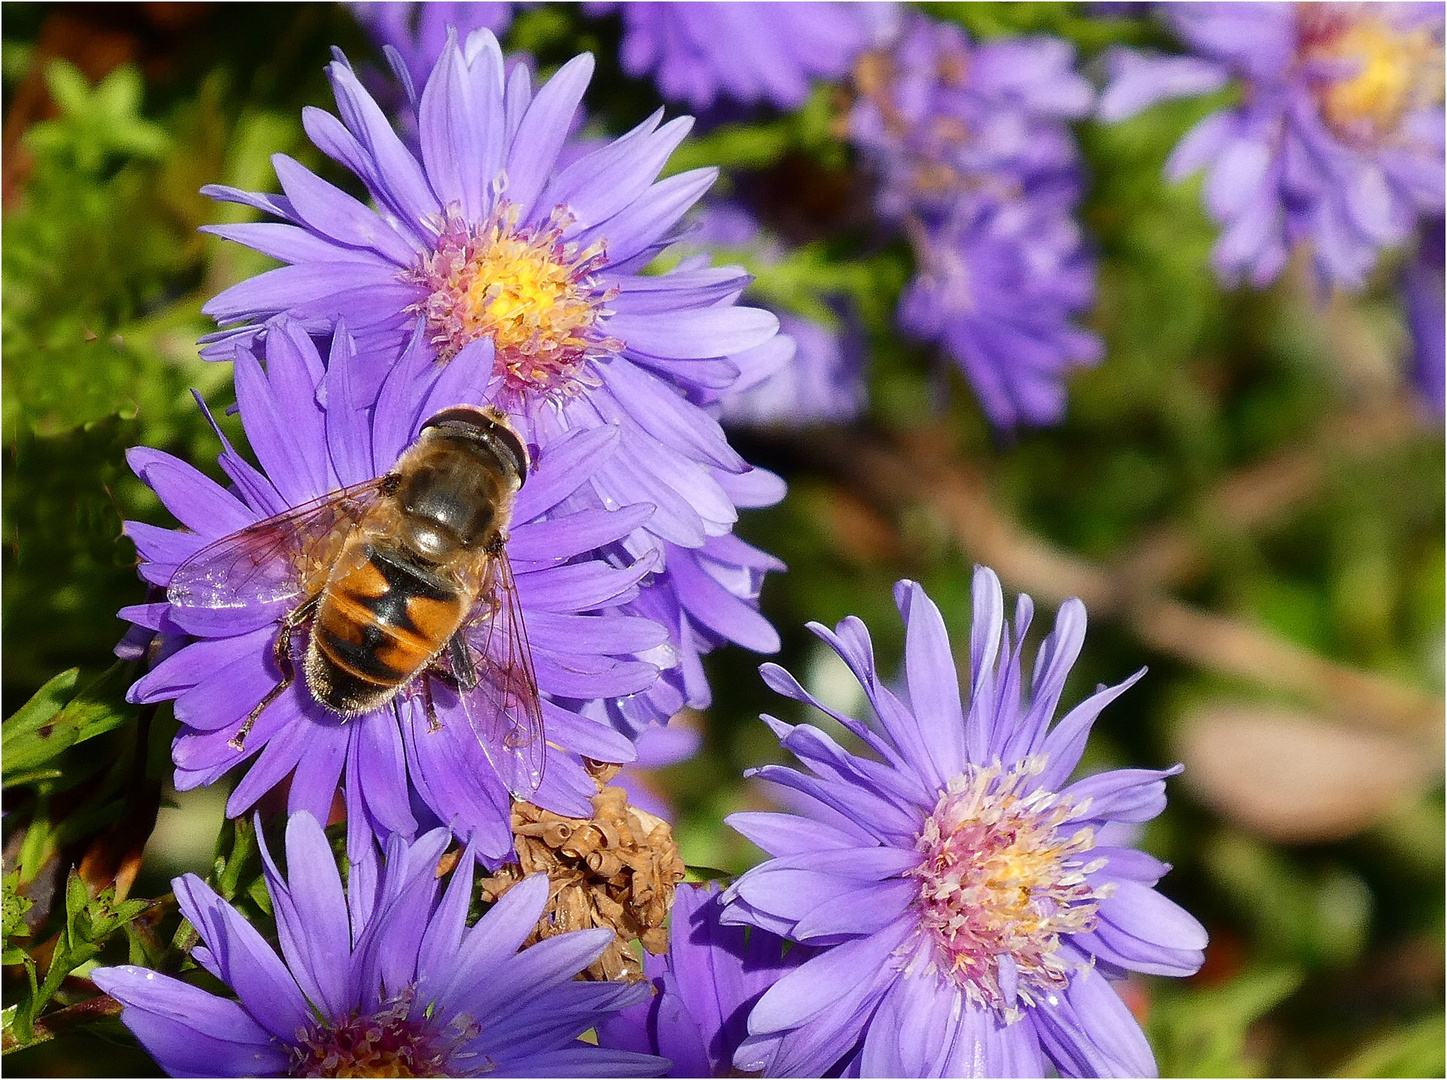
<box><xmin>2</xmin><ymin>664</ymin><xmax>138</xmax><ymax>783</ymax></box>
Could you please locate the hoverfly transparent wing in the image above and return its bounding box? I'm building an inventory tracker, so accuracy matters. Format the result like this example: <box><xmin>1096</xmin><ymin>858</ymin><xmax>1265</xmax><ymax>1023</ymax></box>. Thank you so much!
<box><xmin>167</xmin><ymin>479</ymin><xmax>388</xmax><ymax>610</ymax></box>
<box><xmin>454</xmin><ymin>549</ymin><xmax>546</xmax><ymax>800</ymax></box>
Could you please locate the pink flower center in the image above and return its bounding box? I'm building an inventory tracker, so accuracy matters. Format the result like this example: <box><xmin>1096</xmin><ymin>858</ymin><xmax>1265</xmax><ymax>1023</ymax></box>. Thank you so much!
<box><xmin>408</xmin><ymin>202</ymin><xmax>620</xmax><ymax>401</ymax></box>
<box><xmin>290</xmin><ymin>993</ymin><xmax>478</xmax><ymax>1078</ymax></box>
<box><xmin>1299</xmin><ymin>8</ymin><xmax>1444</xmax><ymax>145</ymax></box>
<box><xmin>906</xmin><ymin>756</ymin><xmax>1110</xmax><ymax>1019</ymax></box>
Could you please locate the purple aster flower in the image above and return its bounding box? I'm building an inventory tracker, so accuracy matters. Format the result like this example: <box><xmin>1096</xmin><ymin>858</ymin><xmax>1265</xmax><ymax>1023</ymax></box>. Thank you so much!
<box><xmin>719</xmin><ymin>569</ymin><xmax>1207</xmax><ymax>1077</ymax></box>
<box><xmin>848</xmin><ymin>13</ymin><xmax>1095</xmax><ymax>223</ymax></box>
<box><xmin>899</xmin><ymin>192</ymin><xmax>1103</xmax><ymax>429</ymax></box>
<box><xmin>1403</xmin><ymin>214</ymin><xmax>1444</xmax><ymax>416</ymax></box>
<box><xmin>121</xmin><ymin>319</ymin><xmax>665</xmax><ymax>863</ymax></box>
<box><xmin>596</xmin><ymin>882</ymin><xmax>810</xmax><ymax>1077</ymax></box>
<box><xmin>847</xmin><ymin>13</ymin><xmax>1101</xmax><ymax>428</ymax></box>
<box><xmin>199</xmin><ymin>30</ymin><xmax>787</xmax><ymax>723</ymax></box>
<box><xmin>1099</xmin><ymin>3</ymin><xmax>1445</xmax><ymax>290</ymax></box>
<box><xmin>591</xmin><ymin>2</ymin><xmax>898</xmax><ymax>112</ymax></box>
<box><xmin>93</xmin><ymin>812</ymin><xmax>666</xmax><ymax>1077</ymax></box>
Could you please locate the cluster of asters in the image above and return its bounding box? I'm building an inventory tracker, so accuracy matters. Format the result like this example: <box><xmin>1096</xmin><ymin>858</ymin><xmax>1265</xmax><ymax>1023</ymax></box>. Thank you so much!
<box><xmin>1100</xmin><ymin>1</ymin><xmax>1445</xmax><ymax>411</ymax></box>
<box><xmin>94</xmin><ymin>8</ymin><xmax>1237</xmax><ymax>1077</ymax></box>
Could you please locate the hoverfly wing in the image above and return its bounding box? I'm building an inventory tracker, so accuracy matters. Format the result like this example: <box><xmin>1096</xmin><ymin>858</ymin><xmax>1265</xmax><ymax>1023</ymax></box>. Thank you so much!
<box><xmin>167</xmin><ymin>479</ymin><xmax>387</xmax><ymax>610</ymax></box>
<box><xmin>456</xmin><ymin>551</ymin><xmax>546</xmax><ymax>800</ymax></box>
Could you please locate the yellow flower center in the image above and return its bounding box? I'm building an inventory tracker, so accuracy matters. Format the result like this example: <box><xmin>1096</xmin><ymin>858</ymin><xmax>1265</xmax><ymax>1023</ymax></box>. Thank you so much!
<box><xmin>1302</xmin><ymin>9</ymin><xmax>1444</xmax><ymax>143</ymax></box>
<box><xmin>907</xmin><ymin>756</ymin><xmax>1109</xmax><ymax>1020</ymax></box>
<box><xmin>409</xmin><ymin>203</ymin><xmax>620</xmax><ymax>400</ymax></box>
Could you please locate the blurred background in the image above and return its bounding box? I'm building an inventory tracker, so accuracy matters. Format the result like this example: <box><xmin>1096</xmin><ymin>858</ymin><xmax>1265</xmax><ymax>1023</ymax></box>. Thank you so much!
<box><xmin>2</xmin><ymin>3</ymin><xmax>1442</xmax><ymax>1076</ymax></box>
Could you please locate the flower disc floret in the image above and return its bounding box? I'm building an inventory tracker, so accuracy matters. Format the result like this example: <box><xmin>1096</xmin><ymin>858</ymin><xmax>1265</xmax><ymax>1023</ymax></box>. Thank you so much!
<box><xmin>409</xmin><ymin>203</ymin><xmax>621</xmax><ymax>397</ymax></box>
<box><xmin>292</xmin><ymin>989</ymin><xmax>469</xmax><ymax>1078</ymax></box>
<box><xmin>910</xmin><ymin>756</ymin><xmax>1110</xmax><ymax>1019</ymax></box>
<box><xmin>1300</xmin><ymin>6</ymin><xmax>1443</xmax><ymax>145</ymax></box>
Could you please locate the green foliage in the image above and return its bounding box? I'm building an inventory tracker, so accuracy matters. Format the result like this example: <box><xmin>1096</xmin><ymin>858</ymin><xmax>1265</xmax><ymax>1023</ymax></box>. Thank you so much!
<box><xmin>3</xmin><ymin>665</ymin><xmax>139</xmax><ymax>787</ymax></box>
<box><xmin>1148</xmin><ymin>966</ymin><xmax>1305</xmax><ymax>1078</ymax></box>
<box><xmin>4</xmin><ymin>871</ymin><xmax>150</xmax><ymax>1051</ymax></box>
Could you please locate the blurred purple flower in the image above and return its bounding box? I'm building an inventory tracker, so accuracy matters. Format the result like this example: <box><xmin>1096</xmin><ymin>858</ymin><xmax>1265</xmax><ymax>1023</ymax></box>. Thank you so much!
<box><xmin>721</xmin><ymin>311</ymin><xmax>868</xmax><ymax>427</ymax></box>
<box><xmin>679</xmin><ymin>201</ymin><xmax>867</xmax><ymax>427</ymax></box>
<box><xmin>596</xmin><ymin>882</ymin><xmax>810</xmax><ymax>1077</ymax></box>
<box><xmin>849</xmin><ymin>14</ymin><xmax>1094</xmax><ymax>222</ymax></box>
<box><xmin>199</xmin><ymin>30</ymin><xmax>787</xmax><ymax>734</ymax></box>
<box><xmin>351</xmin><ymin>2</ymin><xmax>517</xmax><ymax>100</ymax></box>
<box><xmin>1099</xmin><ymin>3</ymin><xmax>1445</xmax><ymax>290</ymax></box>
<box><xmin>899</xmin><ymin>193</ymin><xmax>1103</xmax><ymax>429</ymax></box>
<box><xmin>94</xmin><ymin>814</ymin><xmax>665</xmax><ymax>1077</ymax></box>
<box><xmin>848</xmin><ymin>13</ymin><xmax>1100</xmax><ymax>429</ymax></box>
<box><xmin>719</xmin><ymin>569</ymin><xmax>1206</xmax><ymax>1077</ymax></box>
<box><xmin>593</xmin><ymin>2</ymin><xmax>898</xmax><ymax>111</ymax></box>
<box><xmin>121</xmin><ymin>320</ymin><xmax>664</xmax><ymax>862</ymax></box>
<box><xmin>1403</xmin><ymin>214</ymin><xmax>1445</xmax><ymax>416</ymax></box>
<box><xmin>613</xmin><ymin>721</ymin><xmax>702</xmax><ymax>822</ymax></box>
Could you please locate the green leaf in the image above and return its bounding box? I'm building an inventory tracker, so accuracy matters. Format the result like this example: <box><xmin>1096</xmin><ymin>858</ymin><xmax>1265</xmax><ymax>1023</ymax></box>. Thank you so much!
<box><xmin>2</xmin><ymin>871</ymin><xmax>33</xmax><ymax>944</ymax></box>
<box><xmin>2</xmin><ymin>669</ymin><xmax>79</xmax><ymax>775</ymax></box>
<box><xmin>2</xmin><ymin>664</ymin><xmax>138</xmax><ymax>783</ymax></box>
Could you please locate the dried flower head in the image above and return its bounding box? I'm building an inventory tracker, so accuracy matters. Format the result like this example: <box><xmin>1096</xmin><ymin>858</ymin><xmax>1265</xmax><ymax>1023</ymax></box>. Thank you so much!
<box><xmin>480</xmin><ymin>763</ymin><xmax>687</xmax><ymax>981</ymax></box>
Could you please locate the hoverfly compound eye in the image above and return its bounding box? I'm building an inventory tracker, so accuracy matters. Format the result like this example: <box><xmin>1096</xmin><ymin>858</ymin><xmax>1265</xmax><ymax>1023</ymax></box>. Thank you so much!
<box><xmin>420</xmin><ymin>406</ymin><xmax>530</xmax><ymax>485</ymax></box>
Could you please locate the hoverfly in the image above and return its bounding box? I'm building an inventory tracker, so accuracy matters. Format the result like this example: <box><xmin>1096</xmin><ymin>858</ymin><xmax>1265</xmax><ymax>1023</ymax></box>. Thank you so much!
<box><xmin>166</xmin><ymin>405</ymin><xmax>545</xmax><ymax>797</ymax></box>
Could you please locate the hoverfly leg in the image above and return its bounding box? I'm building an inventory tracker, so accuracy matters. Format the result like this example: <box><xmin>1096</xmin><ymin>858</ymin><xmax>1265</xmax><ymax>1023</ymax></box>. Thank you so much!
<box><xmin>229</xmin><ymin>595</ymin><xmax>317</xmax><ymax>752</ymax></box>
<box><xmin>421</xmin><ymin>676</ymin><xmax>443</xmax><ymax>733</ymax></box>
<box><xmin>446</xmin><ymin>632</ymin><xmax>479</xmax><ymax>691</ymax></box>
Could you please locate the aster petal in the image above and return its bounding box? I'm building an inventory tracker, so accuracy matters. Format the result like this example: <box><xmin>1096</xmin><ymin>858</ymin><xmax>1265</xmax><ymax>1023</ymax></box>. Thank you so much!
<box><xmin>601</xmin><ymin>358</ymin><xmax>746</xmax><ymax>473</ymax></box>
<box><xmin>1166</xmin><ymin>109</ymin><xmax>1238</xmax><ymax>181</ymax></box>
<box><xmin>89</xmin><ymin>967</ymin><xmax>288</xmax><ymax>1079</ymax></box>
<box><xmin>258</xmin><ymin>812</ymin><xmax>352</xmax><ymax>1018</ymax></box>
<box><xmin>324</xmin><ymin>56</ymin><xmax>440</xmax><ymax>227</ymax></box>
<box><xmin>896</xmin><ymin>580</ymin><xmax>968</xmax><ymax>784</ymax></box>
<box><xmin>420</xmin><ymin>33</ymin><xmax>494</xmax><ymax>220</ymax></box>
<box><xmin>860</xmin><ymin>971</ymin><xmax>958</xmax><ymax>1078</ymax></box>
<box><xmin>578</xmin><ymin>167</ymin><xmax>718</xmax><ymax>265</ymax></box>
<box><xmin>512</xmin><ymin>426</ymin><xmax>620</xmax><ymax>521</ymax></box>
<box><xmin>1034</xmin><ymin>965</ymin><xmax>1157</xmax><ymax>1078</ymax></box>
<box><xmin>493</xmin><ymin>1045</ymin><xmax>669</xmax><ymax>1078</ymax></box>
<box><xmin>507</xmin><ymin>503</ymin><xmax>655</xmax><ymax>565</ymax></box>
<box><xmin>545</xmin><ymin>113</ymin><xmax>694</xmax><ymax>233</ymax></box>
<box><xmin>128</xmin><ymin>630</ymin><xmax>271</xmax><ymax>704</ymax></box>
<box><xmin>747</xmin><ymin>917</ymin><xmax>912</xmax><ymax>1033</ymax></box>
<box><xmin>505</xmin><ymin>52</ymin><xmax>595</xmax><ymax>214</ymax></box>
<box><xmin>944</xmin><ymin>999</ymin><xmax>1048</xmax><ymax>1078</ymax></box>
<box><xmin>512</xmin><ymin>557</ymin><xmax>653</xmax><ymax>612</ymax></box>
<box><xmin>1098</xmin><ymin>49</ymin><xmax>1229</xmax><ymax>122</ymax></box>
<box><xmin>349</xmin><ymin>709</ymin><xmax>417</xmax><ymax>840</ymax></box>
<box><xmin>726</xmin><ymin>810</ymin><xmax>873</xmax><ymax>857</ymax></box>
<box><xmin>126</xmin><ymin>448</ymin><xmax>253</xmax><ymax>539</ymax></box>
<box><xmin>612</xmin><ymin>305</ymin><xmax>779</xmax><ymax>361</ymax></box>
<box><xmin>1065</xmin><ymin>766</ymin><xmax>1181</xmax><ymax>824</ymax></box>
<box><xmin>1035</xmin><ymin>668</ymin><xmax>1148</xmax><ymax>790</ymax></box>
<box><xmin>321</xmin><ymin>325</ymin><xmax>374</xmax><ymax>486</ymax></box>
<box><xmin>173</xmin><ymin>874</ymin><xmax>311</xmax><ymax>1040</ymax></box>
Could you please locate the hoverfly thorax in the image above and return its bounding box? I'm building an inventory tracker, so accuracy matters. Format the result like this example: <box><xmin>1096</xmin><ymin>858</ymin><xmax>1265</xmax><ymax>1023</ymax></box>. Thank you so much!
<box><xmin>395</xmin><ymin>408</ymin><xmax>530</xmax><ymax>562</ymax></box>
